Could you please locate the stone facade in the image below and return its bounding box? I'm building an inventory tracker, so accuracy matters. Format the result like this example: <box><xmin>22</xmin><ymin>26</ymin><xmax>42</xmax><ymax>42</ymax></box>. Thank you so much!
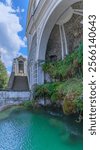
<box><xmin>8</xmin><ymin>56</ymin><xmax>29</xmax><ymax>91</ymax></box>
<box><xmin>26</xmin><ymin>0</ymin><xmax>83</xmax><ymax>90</ymax></box>
<box><xmin>12</xmin><ymin>55</ymin><xmax>27</xmax><ymax>76</ymax></box>
<box><xmin>0</xmin><ymin>91</ymin><xmax>30</xmax><ymax>108</ymax></box>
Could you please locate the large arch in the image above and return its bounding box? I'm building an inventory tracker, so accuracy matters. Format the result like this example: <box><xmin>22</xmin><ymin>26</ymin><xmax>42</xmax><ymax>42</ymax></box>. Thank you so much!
<box><xmin>37</xmin><ymin>0</ymin><xmax>82</xmax><ymax>61</ymax></box>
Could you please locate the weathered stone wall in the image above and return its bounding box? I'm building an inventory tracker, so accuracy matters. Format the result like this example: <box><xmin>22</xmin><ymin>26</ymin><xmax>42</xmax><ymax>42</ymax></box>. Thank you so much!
<box><xmin>64</xmin><ymin>14</ymin><xmax>83</xmax><ymax>53</ymax></box>
<box><xmin>72</xmin><ymin>1</ymin><xmax>83</xmax><ymax>9</ymax></box>
<box><xmin>46</xmin><ymin>14</ymin><xmax>83</xmax><ymax>60</ymax></box>
<box><xmin>0</xmin><ymin>91</ymin><xmax>30</xmax><ymax>107</ymax></box>
<box><xmin>46</xmin><ymin>25</ymin><xmax>62</xmax><ymax>61</ymax></box>
<box><xmin>64</xmin><ymin>1</ymin><xmax>83</xmax><ymax>53</ymax></box>
<box><xmin>45</xmin><ymin>1</ymin><xmax>83</xmax><ymax>61</ymax></box>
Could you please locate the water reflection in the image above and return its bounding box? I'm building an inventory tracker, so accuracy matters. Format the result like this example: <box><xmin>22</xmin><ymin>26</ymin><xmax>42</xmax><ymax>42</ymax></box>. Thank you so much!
<box><xmin>0</xmin><ymin>108</ymin><xmax>83</xmax><ymax>150</ymax></box>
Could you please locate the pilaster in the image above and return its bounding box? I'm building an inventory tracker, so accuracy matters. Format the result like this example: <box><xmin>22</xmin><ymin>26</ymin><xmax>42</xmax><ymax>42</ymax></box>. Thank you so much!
<box><xmin>59</xmin><ymin>24</ymin><xmax>68</xmax><ymax>60</ymax></box>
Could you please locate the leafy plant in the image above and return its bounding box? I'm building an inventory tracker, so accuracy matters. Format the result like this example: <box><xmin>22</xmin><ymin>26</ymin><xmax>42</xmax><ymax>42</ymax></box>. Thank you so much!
<box><xmin>22</xmin><ymin>100</ymin><xmax>33</xmax><ymax>108</ymax></box>
<box><xmin>42</xmin><ymin>42</ymin><xmax>83</xmax><ymax>81</ymax></box>
<box><xmin>34</xmin><ymin>42</ymin><xmax>83</xmax><ymax>114</ymax></box>
<box><xmin>0</xmin><ymin>60</ymin><xmax>8</xmax><ymax>89</ymax></box>
<box><xmin>74</xmin><ymin>95</ymin><xmax>83</xmax><ymax>112</ymax></box>
<box><xmin>34</xmin><ymin>78</ymin><xmax>83</xmax><ymax>114</ymax></box>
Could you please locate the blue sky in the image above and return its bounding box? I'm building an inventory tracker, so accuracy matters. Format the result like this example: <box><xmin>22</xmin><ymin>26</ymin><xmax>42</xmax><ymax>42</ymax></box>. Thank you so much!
<box><xmin>0</xmin><ymin>0</ymin><xmax>29</xmax><ymax>74</ymax></box>
<box><xmin>13</xmin><ymin>0</ymin><xmax>29</xmax><ymax>55</ymax></box>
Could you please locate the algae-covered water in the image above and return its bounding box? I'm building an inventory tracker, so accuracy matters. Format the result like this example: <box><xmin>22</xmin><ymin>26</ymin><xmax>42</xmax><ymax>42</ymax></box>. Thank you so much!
<box><xmin>0</xmin><ymin>108</ymin><xmax>83</xmax><ymax>150</ymax></box>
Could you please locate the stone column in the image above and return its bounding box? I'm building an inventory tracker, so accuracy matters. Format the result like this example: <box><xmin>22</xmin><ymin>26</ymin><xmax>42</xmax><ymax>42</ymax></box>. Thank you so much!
<box><xmin>59</xmin><ymin>24</ymin><xmax>68</xmax><ymax>60</ymax></box>
<box><xmin>27</xmin><ymin>65</ymin><xmax>30</xmax><ymax>89</ymax></box>
<box><xmin>31</xmin><ymin>60</ymin><xmax>34</xmax><ymax>86</ymax></box>
<box><xmin>29</xmin><ymin>65</ymin><xmax>31</xmax><ymax>89</ymax></box>
<box><xmin>30</xmin><ymin>64</ymin><xmax>32</xmax><ymax>87</ymax></box>
<box><xmin>29</xmin><ymin>62</ymin><xmax>32</xmax><ymax>90</ymax></box>
<box><xmin>37</xmin><ymin>60</ymin><xmax>45</xmax><ymax>85</ymax></box>
<box><xmin>33</xmin><ymin>62</ymin><xmax>37</xmax><ymax>86</ymax></box>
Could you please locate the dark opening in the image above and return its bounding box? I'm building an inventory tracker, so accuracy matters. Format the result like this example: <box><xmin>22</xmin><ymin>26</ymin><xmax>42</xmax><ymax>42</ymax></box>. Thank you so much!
<box><xmin>19</xmin><ymin>61</ymin><xmax>24</xmax><ymax>73</ymax></box>
<box><xmin>49</xmin><ymin>55</ymin><xmax>57</xmax><ymax>62</ymax></box>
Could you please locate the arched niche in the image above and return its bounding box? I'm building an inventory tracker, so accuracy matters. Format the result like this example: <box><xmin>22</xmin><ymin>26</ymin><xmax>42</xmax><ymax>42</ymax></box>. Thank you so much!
<box><xmin>37</xmin><ymin>0</ymin><xmax>82</xmax><ymax>61</ymax></box>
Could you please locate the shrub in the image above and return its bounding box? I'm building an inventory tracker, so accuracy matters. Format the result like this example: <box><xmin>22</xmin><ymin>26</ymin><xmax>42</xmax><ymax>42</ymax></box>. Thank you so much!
<box><xmin>34</xmin><ymin>82</ymin><xmax>59</xmax><ymax>100</ymax></box>
<box><xmin>0</xmin><ymin>60</ymin><xmax>8</xmax><ymax>89</ymax></box>
<box><xmin>42</xmin><ymin>42</ymin><xmax>83</xmax><ymax>81</ymax></box>
<box><xmin>74</xmin><ymin>95</ymin><xmax>83</xmax><ymax>112</ymax></box>
<box><xmin>22</xmin><ymin>101</ymin><xmax>33</xmax><ymax>108</ymax></box>
<box><xmin>34</xmin><ymin>78</ymin><xmax>83</xmax><ymax>114</ymax></box>
<box><xmin>34</xmin><ymin>42</ymin><xmax>83</xmax><ymax>114</ymax></box>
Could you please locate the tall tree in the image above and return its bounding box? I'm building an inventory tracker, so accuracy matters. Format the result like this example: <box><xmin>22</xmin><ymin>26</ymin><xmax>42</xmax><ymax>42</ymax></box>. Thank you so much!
<box><xmin>0</xmin><ymin>60</ymin><xmax>8</xmax><ymax>89</ymax></box>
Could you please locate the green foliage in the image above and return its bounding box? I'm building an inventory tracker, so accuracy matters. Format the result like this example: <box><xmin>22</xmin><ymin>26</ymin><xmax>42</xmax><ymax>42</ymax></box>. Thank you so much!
<box><xmin>34</xmin><ymin>82</ymin><xmax>59</xmax><ymax>100</ymax></box>
<box><xmin>22</xmin><ymin>101</ymin><xmax>33</xmax><ymax>109</ymax></box>
<box><xmin>78</xmin><ymin>42</ymin><xmax>83</xmax><ymax>65</ymax></box>
<box><xmin>63</xmin><ymin>93</ymin><xmax>83</xmax><ymax>115</ymax></box>
<box><xmin>56</xmin><ymin>78</ymin><xmax>82</xmax><ymax>97</ymax></box>
<box><xmin>42</xmin><ymin>42</ymin><xmax>83</xmax><ymax>81</ymax></box>
<box><xmin>0</xmin><ymin>60</ymin><xmax>8</xmax><ymax>89</ymax></box>
<box><xmin>34</xmin><ymin>43</ymin><xmax>83</xmax><ymax>114</ymax></box>
<box><xmin>63</xmin><ymin>98</ymin><xmax>76</xmax><ymax>115</ymax></box>
<box><xmin>34</xmin><ymin>78</ymin><xmax>83</xmax><ymax>114</ymax></box>
<box><xmin>57</xmin><ymin>78</ymin><xmax>83</xmax><ymax>114</ymax></box>
<box><xmin>74</xmin><ymin>95</ymin><xmax>83</xmax><ymax>112</ymax></box>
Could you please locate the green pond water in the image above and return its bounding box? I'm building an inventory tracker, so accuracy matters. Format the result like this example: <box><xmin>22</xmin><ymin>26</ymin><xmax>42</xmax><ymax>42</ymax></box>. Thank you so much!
<box><xmin>0</xmin><ymin>107</ymin><xmax>83</xmax><ymax>150</ymax></box>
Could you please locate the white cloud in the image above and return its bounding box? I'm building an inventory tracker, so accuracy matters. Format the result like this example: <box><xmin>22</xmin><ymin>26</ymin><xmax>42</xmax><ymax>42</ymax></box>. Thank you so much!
<box><xmin>6</xmin><ymin>0</ymin><xmax>12</xmax><ymax>6</ymax></box>
<box><xmin>21</xmin><ymin>9</ymin><xmax>25</xmax><ymax>13</ymax></box>
<box><xmin>0</xmin><ymin>1</ymin><xmax>26</xmax><ymax>70</ymax></box>
<box><xmin>23</xmin><ymin>36</ymin><xmax>27</xmax><ymax>42</ymax></box>
<box><xmin>16</xmin><ymin>7</ymin><xmax>25</xmax><ymax>13</ymax></box>
<box><xmin>16</xmin><ymin>7</ymin><xmax>20</xmax><ymax>13</ymax></box>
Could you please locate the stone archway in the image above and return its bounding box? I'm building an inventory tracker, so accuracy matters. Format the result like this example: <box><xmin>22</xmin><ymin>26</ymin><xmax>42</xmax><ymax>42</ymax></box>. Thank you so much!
<box><xmin>36</xmin><ymin>0</ymin><xmax>83</xmax><ymax>85</ymax></box>
<box><xmin>37</xmin><ymin>0</ymin><xmax>82</xmax><ymax>61</ymax></box>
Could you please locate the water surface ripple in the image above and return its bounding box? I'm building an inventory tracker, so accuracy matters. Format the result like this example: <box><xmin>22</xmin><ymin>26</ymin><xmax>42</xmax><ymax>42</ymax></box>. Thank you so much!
<box><xmin>0</xmin><ymin>109</ymin><xmax>83</xmax><ymax>150</ymax></box>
